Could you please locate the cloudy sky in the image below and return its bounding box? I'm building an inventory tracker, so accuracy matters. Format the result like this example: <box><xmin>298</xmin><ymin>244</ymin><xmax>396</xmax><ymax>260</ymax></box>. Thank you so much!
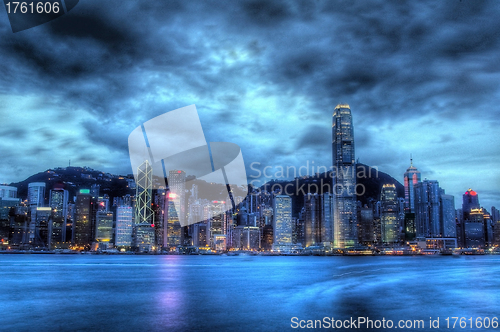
<box><xmin>0</xmin><ymin>0</ymin><xmax>499</xmax><ymax>209</ymax></box>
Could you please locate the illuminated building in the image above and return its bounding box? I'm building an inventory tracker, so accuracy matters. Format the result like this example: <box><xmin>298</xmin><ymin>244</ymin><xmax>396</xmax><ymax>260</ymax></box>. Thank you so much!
<box><xmin>304</xmin><ymin>193</ymin><xmax>320</xmax><ymax>247</ymax></box>
<box><xmin>321</xmin><ymin>193</ymin><xmax>334</xmax><ymax>244</ymax></box>
<box><xmin>273</xmin><ymin>195</ymin><xmax>292</xmax><ymax>250</ymax></box>
<box><xmin>465</xmin><ymin>208</ymin><xmax>486</xmax><ymax>248</ymax></box>
<box><xmin>380</xmin><ymin>184</ymin><xmax>399</xmax><ymax>244</ymax></box>
<box><xmin>49</xmin><ymin>188</ymin><xmax>69</xmax><ymax>248</ymax></box>
<box><xmin>440</xmin><ymin>194</ymin><xmax>456</xmax><ymax>238</ymax></box>
<box><xmin>95</xmin><ymin>211</ymin><xmax>114</xmax><ymax>247</ymax></box>
<box><xmin>403</xmin><ymin>158</ymin><xmax>421</xmax><ymax>213</ymax></box>
<box><xmin>358</xmin><ymin>205</ymin><xmax>374</xmax><ymax>245</ymax></box>
<box><xmin>74</xmin><ymin>189</ymin><xmax>92</xmax><ymax>249</ymax></box>
<box><xmin>134</xmin><ymin>160</ymin><xmax>155</xmax><ymax>251</ymax></box>
<box><xmin>27</xmin><ymin>182</ymin><xmax>46</xmax><ymax>244</ymax></box>
<box><xmin>332</xmin><ymin>104</ymin><xmax>357</xmax><ymax>248</ymax></box>
<box><xmin>165</xmin><ymin>195</ymin><xmax>181</xmax><ymax>247</ymax></box>
<box><xmin>462</xmin><ymin>189</ymin><xmax>480</xmax><ymax>220</ymax></box>
<box><xmin>0</xmin><ymin>186</ymin><xmax>18</xmax><ymax>247</ymax></box>
<box><xmin>232</xmin><ymin>225</ymin><xmax>260</xmax><ymax>250</ymax></box>
<box><xmin>414</xmin><ymin>180</ymin><xmax>441</xmax><ymax>238</ymax></box>
<box><xmin>168</xmin><ymin>170</ymin><xmax>186</xmax><ymax>227</ymax></box>
<box><xmin>115</xmin><ymin>206</ymin><xmax>133</xmax><ymax>247</ymax></box>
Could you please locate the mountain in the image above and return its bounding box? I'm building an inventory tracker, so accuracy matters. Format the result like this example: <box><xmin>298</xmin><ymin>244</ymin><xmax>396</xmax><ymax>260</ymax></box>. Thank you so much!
<box><xmin>254</xmin><ymin>163</ymin><xmax>404</xmax><ymax>217</ymax></box>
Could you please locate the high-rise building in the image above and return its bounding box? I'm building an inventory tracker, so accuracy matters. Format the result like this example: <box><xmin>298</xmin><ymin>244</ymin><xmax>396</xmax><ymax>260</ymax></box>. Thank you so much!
<box><xmin>332</xmin><ymin>104</ymin><xmax>357</xmax><ymax>248</ymax></box>
<box><xmin>414</xmin><ymin>180</ymin><xmax>441</xmax><ymax>238</ymax></box>
<box><xmin>380</xmin><ymin>184</ymin><xmax>399</xmax><ymax>244</ymax></box>
<box><xmin>321</xmin><ymin>192</ymin><xmax>334</xmax><ymax>244</ymax></box>
<box><xmin>462</xmin><ymin>189</ymin><xmax>480</xmax><ymax>220</ymax></box>
<box><xmin>440</xmin><ymin>194</ymin><xmax>456</xmax><ymax>238</ymax></box>
<box><xmin>0</xmin><ymin>186</ymin><xmax>18</xmax><ymax>248</ymax></box>
<box><xmin>74</xmin><ymin>189</ymin><xmax>92</xmax><ymax>249</ymax></box>
<box><xmin>115</xmin><ymin>206</ymin><xmax>133</xmax><ymax>247</ymax></box>
<box><xmin>304</xmin><ymin>193</ymin><xmax>320</xmax><ymax>247</ymax></box>
<box><xmin>357</xmin><ymin>205</ymin><xmax>374</xmax><ymax>245</ymax></box>
<box><xmin>273</xmin><ymin>195</ymin><xmax>292</xmax><ymax>251</ymax></box>
<box><xmin>27</xmin><ymin>182</ymin><xmax>46</xmax><ymax>245</ymax></box>
<box><xmin>95</xmin><ymin>211</ymin><xmax>114</xmax><ymax>245</ymax></box>
<box><xmin>403</xmin><ymin>159</ymin><xmax>421</xmax><ymax>213</ymax></box>
<box><xmin>168</xmin><ymin>170</ymin><xmax>186</xmax><ymax>227</ymax></box>
<box><xmin>49</xmin><ymin>188</ymin><xmax>69</xmax><ymax>248</ymax></box>
<box><xmin>134</xmin><ymin>161</ymin><xmax>155</xmax><ymax>251</ymax></box>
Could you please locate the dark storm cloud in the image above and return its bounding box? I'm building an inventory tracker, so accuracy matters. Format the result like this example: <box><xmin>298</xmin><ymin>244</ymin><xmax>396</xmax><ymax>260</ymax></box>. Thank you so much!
<box><xmin>1</xmin><ymin>0</ymin><xmax>499</xmax><ymax>207</ymax></box>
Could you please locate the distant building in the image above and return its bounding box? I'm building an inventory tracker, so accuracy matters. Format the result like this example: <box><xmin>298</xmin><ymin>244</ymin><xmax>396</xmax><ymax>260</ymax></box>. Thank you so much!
<box><xmin>74</xmin><ymin>189</ymin><xmax>92</xmax><ymax>249</ymax></box>
<box><xmin>332</xmin><ymin>104</ymin><xmax>357</xmax><ymax>248</ymax></box>
<box><xmin>380</xmin><ymin>184</ymin><xmax>399</xmax><ymax>244</ymax></box>
<box><xmin>115</xmin><ymin>206</ymin><xmax>133</xmax><ymax>247</ymax></box>
<box><xmin>440</xmin><ymin>194</ymin><xmax>456</xmax><ymax>238</ymax></box>
<box><xmin>49</xmin><ymin>188</ymin><xmax>69</xmax><ymax>248</ymax></box>
<box><xmin>403</xmin><ymin>159</ymin><xmax>421</xmax><ymax>213</ymax></box>
<box><xmin>273</xmin><ymin>195</ymin><xmax>292</xmax><ymax>251</ymax></box>
<box><xmin>414</xmin><ymin>180</ymin><xmax>440</xmax><ymax>238</ymax></box>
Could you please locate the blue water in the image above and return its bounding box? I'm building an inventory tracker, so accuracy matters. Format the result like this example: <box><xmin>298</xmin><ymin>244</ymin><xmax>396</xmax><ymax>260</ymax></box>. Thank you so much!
<box><xmin>1</xmin><ymin>255</ymin><xmax>499</xmax><ymax>331</ymax></box>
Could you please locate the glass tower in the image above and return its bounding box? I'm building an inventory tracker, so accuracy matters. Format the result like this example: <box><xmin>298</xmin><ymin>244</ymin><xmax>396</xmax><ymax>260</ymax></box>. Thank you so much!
<box><xmin>332</xmin><ymin>104</ymin><xmax>357</xmax><ymax>248</ymax></box>
<box><xmin>273</xmin><ymin>195</ymin><xmax>292</xmax><ymax>250</ymax></box>
<box><xmin>403</xmin><ymin>158</ymin><xmax>421</xmax><ymax>213</ymax></box>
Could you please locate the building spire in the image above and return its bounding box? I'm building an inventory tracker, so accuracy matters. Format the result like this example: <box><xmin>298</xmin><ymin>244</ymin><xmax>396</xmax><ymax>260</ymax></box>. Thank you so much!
<box><xmin>410</xmin><ymin>154</ymin><xmax>413</xmax><ymax>166</ymax></box>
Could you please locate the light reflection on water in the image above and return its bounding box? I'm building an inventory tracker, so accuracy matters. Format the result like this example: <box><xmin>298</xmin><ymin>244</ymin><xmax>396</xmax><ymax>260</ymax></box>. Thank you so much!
<box><xmin>1</xmin><ymin>255</ymin><xmax>499</xmax><ymax>331</ymax></box>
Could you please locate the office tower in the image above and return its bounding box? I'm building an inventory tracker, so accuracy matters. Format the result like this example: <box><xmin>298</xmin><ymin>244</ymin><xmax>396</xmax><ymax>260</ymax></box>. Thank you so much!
<box><xmin>273</xmin><ymin>195</ymin><xmax>292</xmax><ymax>251</ymax></box>
<box><xmin>49</xmin><ymin>188</ymin><xmax>69</xmax><ymax>248</ymax></box>
<box><xmin>440</xmin><ymin>194</ymin><xmax>456</xmax><ymax>238</ymax></box>
<box><xmin>232</xmin><ymin>225</ymin><xmax>260</xmax><ymax>250</ymax></box>
<box><xmin>304</xmin><ymin>193</ymin><xmax>320</xmax><ymax>247</ymax></box>
<box><xmin>168</xmin><ymin>170</ymin><xmax>186</xmax><ymax>227</ymax></box>
<box><xmin>465</xmin><ymin>208</ymin><xmax>486</xmax><ymax>247</ymax></box>
<box><xmin>74</xmin><ymin>189</ymin><xmax>92</xmax><ymax>249</ymax></box>
<box><xmin>165</xmin><ymin>196</ymin><xmax>181</xmax><ymax>248</ymax></box>
<box><xmin>134</xmin><ymin>161</ymin><xmax>155</xmax><ymax>251</ymax></box>
<box><xmin>95</xmin><ymin>211</ymin><xmax>114</xmax><ymax>247</ymax></box>
<box><xmin>403</xmin><ymin>159</ymin><xmax>421</xmax><ymax>213</ymax></box>
<box><xmin>358</xmin><ymin>205</ymin><xmax>374</xmax><ymax>245</ymax></box>
<box><xmin>380</xmin><ymin>184</ymin><xmax>399</xmax><ymax>244</ymax></box>
<box><xmin>115</xmin><ymin>206</ymin><xmax>133</xmax><ymax>247</ymax></box>
<box><xmin>0</xmin><ymin>186</ymin><xmax>19</xmax><ymax>247</ymax></box>
<box><xmin>28</xmin><ymin>182</ymin><xmax>45</xmax><ymax>207</ymax></box>
<box><xmin>462</xmin><ymin>189</ymin><xmax>480</xmax><ymax>220</ymax></box>
<box><xmin>414</xmin><ymin>180</ymin><xmax>441</xmax><ymax>238</ymax></box>
<box><xmin>27</xmin><ymin>182</ymin><xmax>46</xmax><ymax>245</ymax></box>
<box><xmin>332</xmin><ymin>104</ymin><xmax>357</xmax><ymax>248</ymax></box>
<box><xmin>321</xmin><ymin>193</ymin><xmax>334</xmax><ymax>244</ymax></box>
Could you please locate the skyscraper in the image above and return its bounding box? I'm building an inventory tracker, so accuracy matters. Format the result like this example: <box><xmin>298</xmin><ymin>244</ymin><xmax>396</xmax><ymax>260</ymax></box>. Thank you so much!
<box><xmin>74</xmin><ymin>189</ymin><xmax>92</xmax><ymax>249</ymax></box>
<box><xmin>380</xmin><ymin>184</ymin><xmax>399</xmax><ymax>244</ymax></box>
<box><xmin>403</xmin><ymin>159</ymin><xmax>421</xmax><ymax>213</ymax></box>
<box><xmin>273</xmin><ymin>194</ymin><xmax>292</xmax><ymax>251</ymax></box>
<box><xmin>134</xmin><ymin>160</ymin><xmax>155</xmax><ymax>252</ymax></box>
<box><xmin>414</xmin><ymin>180</ymin><xmax>441</xmax><ymax>238</ymax></box>
<box><xmin>332</xmin><ymin>104</ymin><xmax>357</xmax><ymax>248</ymax></box>
<box><xmin>115</xmin><ymin>206</ymin><xmax>133</xmax><ymax>247</ymax></box>
<box><xmin>462</xmin><ymin>189</ymin><xmax>480</xmax><ymax>220</ymax></box>
<box><xmin>49</xmin><ymin>188</ymin><xmax>69</xmax><ymax>247</ymax></box>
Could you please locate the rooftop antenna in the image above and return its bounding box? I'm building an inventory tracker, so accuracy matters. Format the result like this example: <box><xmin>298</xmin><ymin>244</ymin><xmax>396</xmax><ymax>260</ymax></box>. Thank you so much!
<box><xmin>410</xmin><ymin>154</ymin><xmax>413</xmax><ymax>166</ymax></box>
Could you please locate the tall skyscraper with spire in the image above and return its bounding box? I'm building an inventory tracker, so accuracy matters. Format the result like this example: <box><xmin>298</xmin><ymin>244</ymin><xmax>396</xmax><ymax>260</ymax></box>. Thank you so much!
<box><xmin>332</xmin><ymin>104</ymin><xmax>357</xmax><ymax>248</ymax></box>
<box><xmin>403</xmin><ymin>157</ymin><xmax>421</xmax><ymax>213</ymax></box>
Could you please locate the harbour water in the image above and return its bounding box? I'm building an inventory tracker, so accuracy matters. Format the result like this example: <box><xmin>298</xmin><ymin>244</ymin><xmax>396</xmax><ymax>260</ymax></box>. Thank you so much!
<box><xmin>1</xmin><ymin>255</ymin><xmax>499</xmax><ymax>331</ymax></box>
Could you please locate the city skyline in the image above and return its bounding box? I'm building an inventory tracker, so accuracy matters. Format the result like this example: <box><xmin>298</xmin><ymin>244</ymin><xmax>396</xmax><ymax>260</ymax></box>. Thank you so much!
<box><xmin>0</xmin><ymin>1</ymin><xmax>499</xmax><ymax>210</ymax></box>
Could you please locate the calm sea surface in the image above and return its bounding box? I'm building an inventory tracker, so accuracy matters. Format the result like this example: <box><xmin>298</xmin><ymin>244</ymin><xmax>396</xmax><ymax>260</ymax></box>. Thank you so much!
<box><xmin>1</xmin><ymin>254</ymin><xmax>499</xmax><ymax>332</ymax></box>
